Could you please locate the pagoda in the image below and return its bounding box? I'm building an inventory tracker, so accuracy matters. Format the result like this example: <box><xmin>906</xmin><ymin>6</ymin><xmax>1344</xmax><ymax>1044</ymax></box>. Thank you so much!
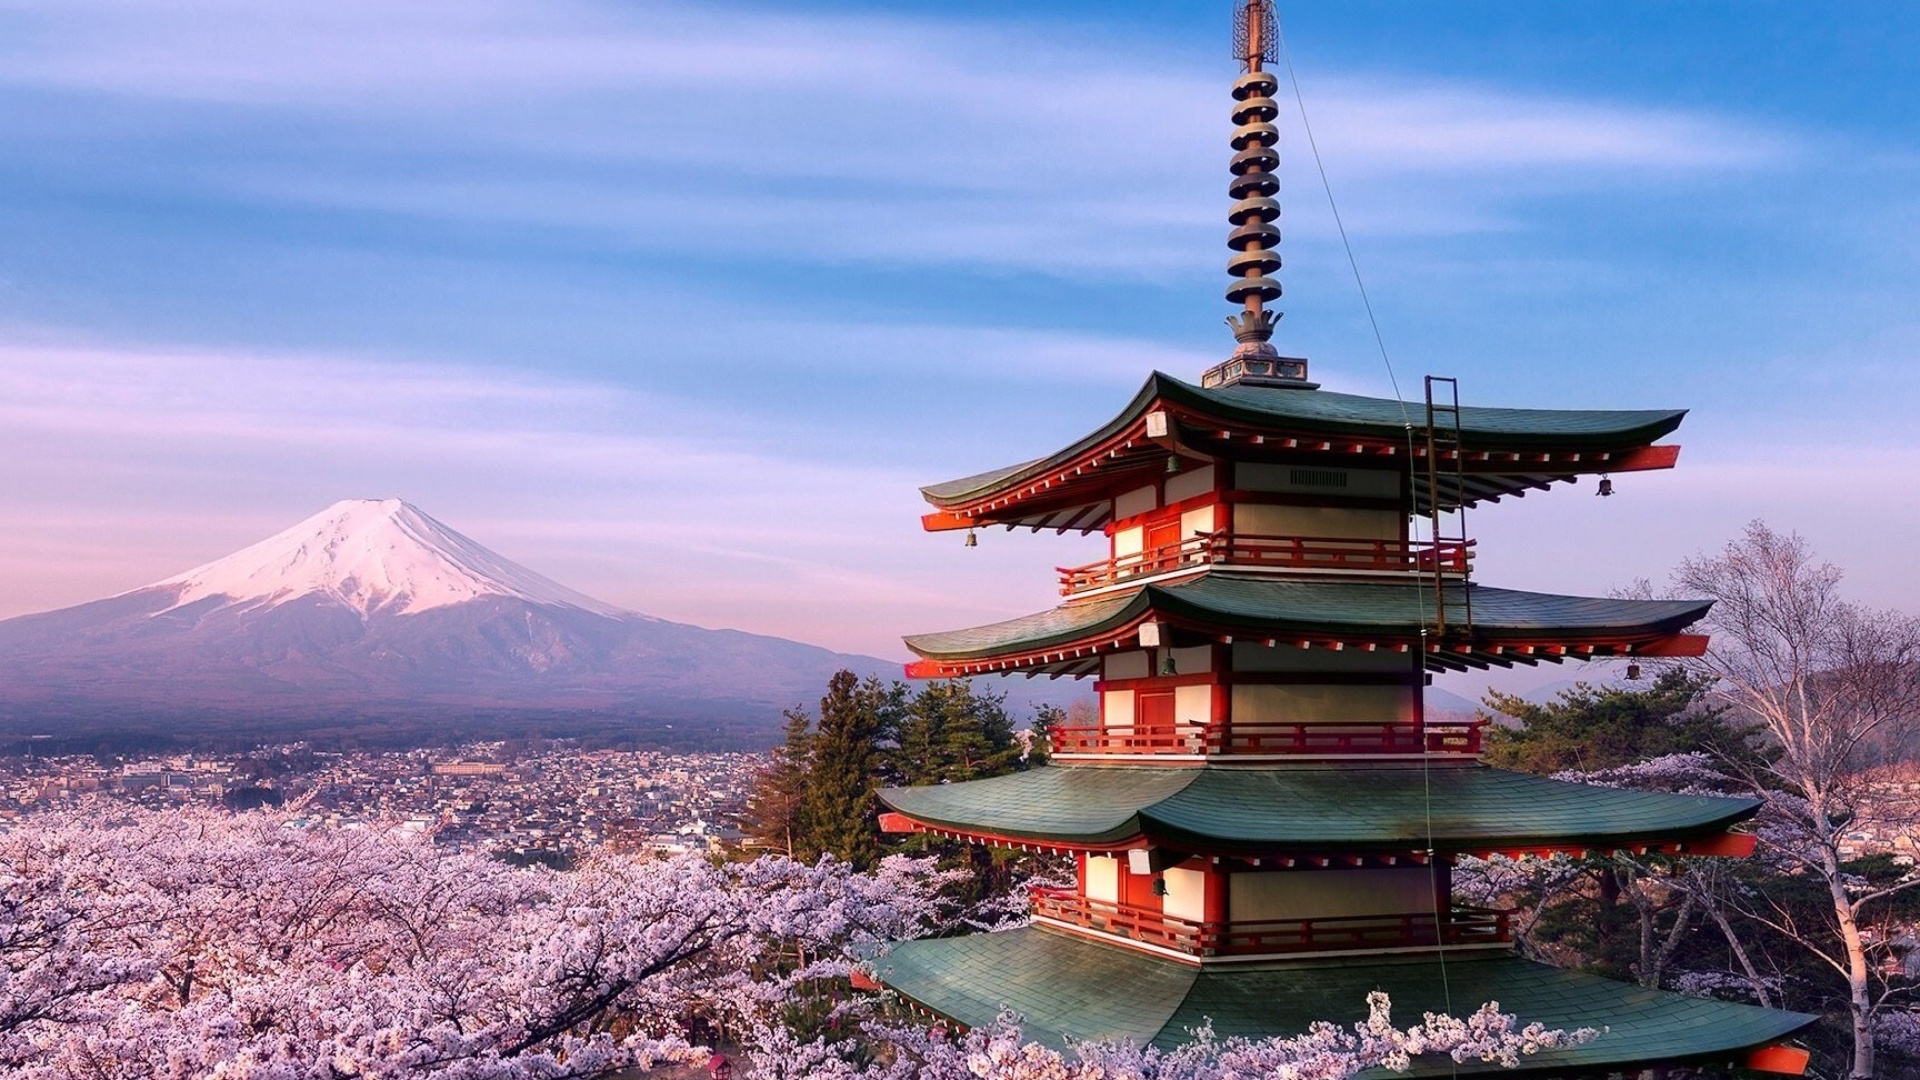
<box><xmin>864</xmin><ymin>3</ymin><xmax>1818</xmax><ymax>1075</ymax></box>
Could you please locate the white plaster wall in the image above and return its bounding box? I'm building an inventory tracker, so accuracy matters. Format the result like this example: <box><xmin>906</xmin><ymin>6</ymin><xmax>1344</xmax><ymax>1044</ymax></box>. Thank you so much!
<box><xmin>1174</xmin><ymin>684</ymin><xmax>1213</xmax><ymax>728</ymax></box>
<box><xmin>1180</xmin><ymin>505</ymin><xmax>1216</xmax><ymax>538</ymax></box>
<box><xmin>1102</xmin><ymin>689</ymin><xmax>1136</xmax><ymax>733</ymax></box>
<box><xmin>1114</xmin><ymin>525</ymin><xmax>1144</xmax><ymax>559</ymax></box>
<box><xmin>1115</xmin><ymin>485</ymin><xmax>1159</xmax><ymax>521</ymax></box>
<box><xmin>1235</xmin><ymin>464</ymin><xmax>1400</xmax><ymax>499</ymax></box>
<box><xmin>1232</xmin><ymin>683</ymin><xmax>1413</xmax><ymax>724</ymax></box>
<box><xmin>1104</xmin><ymin>652</ymin><xmax>1150</xmax><ymax>681</ymax></box>
<box><xmin>1233</xmin><ymin>503</ymin><xmax>1399</xmax><ymax>542</ymax></box>
<box><xmin>1163</xmin><ymin>465</ymin><xmax>1215</xmax><ymax>505</ymax></box>
<box><xmin>1162</xmin><ymin>867</ymin><xmax>1207</xmax><ymax>922</ymax></box>
<box><xmin>1168</xmin><ymin>646</ymin><xmax>1212</xmax><ymax>674</ymax></box>
<box><xmin>1229</xmin><ymin>868</ymin><xmax>1433</xmax><ymax>920</ymax></box>
<box><xmin>1085</xmin><ymin>856</ymin><xmax>1120</xmax><ymax>903</ymax></box>
<box><xmin>1231</xmin><ymin>642</ymin><xmax>1408</xmax><ymax>673</ymax></box>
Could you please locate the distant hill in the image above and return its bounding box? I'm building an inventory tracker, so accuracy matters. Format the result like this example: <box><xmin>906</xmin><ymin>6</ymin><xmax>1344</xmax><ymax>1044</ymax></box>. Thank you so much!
<box><xmin>0</xmin><ymin>499</ymin><xmax>1083</xmax><ymax>752</ymax></box>
<box><xmin>1423</xmin><ymin>686</ymin><xmax>1483</xmax><ymax>721</ymax></box>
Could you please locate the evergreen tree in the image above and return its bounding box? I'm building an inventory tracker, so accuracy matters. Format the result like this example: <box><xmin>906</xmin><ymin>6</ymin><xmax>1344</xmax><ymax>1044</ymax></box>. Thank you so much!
<box><xmin>1026</xmin><ymin>704</ymin><xmax>1063</xmax><ymax>766</ymax></box>
<box><xmin>1480</xmin><ymin>668</ymin><xmax>1757</xmax><ymax>774</ymax></box>
<box><xmin>801</xmin><ymin>671</ymin><xmax>901</xmax><ymax>870</ymax></box>
<box><xmin>744</xmin><ymin>710</ymin><xmax>814</xmax><ymax>859</ymax></box>
<box><xmin>890</xmin><ymin>680</ymin><xmax>1019</xmax><ymax>786</ymax></box>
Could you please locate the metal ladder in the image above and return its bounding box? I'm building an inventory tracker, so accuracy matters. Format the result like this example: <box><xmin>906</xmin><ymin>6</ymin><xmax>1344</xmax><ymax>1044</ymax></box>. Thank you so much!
<box><xmin>1423</xmin><ymin>376</ymin><xmax>1473</xmax><ymax>639</ymax></box>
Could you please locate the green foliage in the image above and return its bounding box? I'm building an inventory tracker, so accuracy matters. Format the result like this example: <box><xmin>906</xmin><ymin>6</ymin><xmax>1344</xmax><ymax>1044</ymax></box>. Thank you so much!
<box><xmin>744</xmin><ymin>671</ymin><xmax>1050</xmax><ymax>875</ymax></box>
<box><xmin>1481</xmin><ymin>668</ymin><xmax>1757</xmax><ymax>774</ymax></box>
<box><xmin>743</xmin><ymin>710</ymin><xmax>815</xmax><ymax>859</ymax></box>
<box><xmin>800</xmin><ymin>672</ymin><xmax>903</xmax><ymax>870</ymax></box>
<box><xmin>1027</xmin><ymin>705</ymin><xmax>1061</xmax><ymax>767</ymax></box>
<box><xmin>889</xmin><ymin>680</ymin><xmax>1019</xmax><ymax>785</ymax></box>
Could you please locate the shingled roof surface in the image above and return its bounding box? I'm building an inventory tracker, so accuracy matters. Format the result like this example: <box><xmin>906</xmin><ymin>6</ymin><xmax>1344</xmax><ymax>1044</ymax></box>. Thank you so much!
<box><xmin>902</xmin><ymin>574</ymin><xmax>1711</xmax><ymax>661</ymax></box>
<box><xmin>868</xmin><ymin>927</ymin><xmax>1816</xmax><ymax>1073</ymax></box>
<box><xmin>921</xmin><ymin>373</ymin><xmax>1686</xmax><ymax>506</ymax></box>
<box><xmin>877</xmin><ymin>763</ymin><xmax>1759</xmax><ymax>852</ymax></box>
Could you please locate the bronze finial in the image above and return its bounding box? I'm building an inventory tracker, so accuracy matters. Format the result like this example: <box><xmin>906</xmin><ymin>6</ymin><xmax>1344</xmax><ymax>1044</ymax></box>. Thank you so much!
<box><xmin>1204</xmin><ymin>0</ymin><xmax>1312</xmax><ymax>390</ymax></box>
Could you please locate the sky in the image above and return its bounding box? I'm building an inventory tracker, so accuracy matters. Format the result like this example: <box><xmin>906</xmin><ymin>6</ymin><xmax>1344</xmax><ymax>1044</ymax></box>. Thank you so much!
<box><xmin>1</xmin><ymin>1</ymin><xmax>1916</xmax><ymax>702</ymax></box>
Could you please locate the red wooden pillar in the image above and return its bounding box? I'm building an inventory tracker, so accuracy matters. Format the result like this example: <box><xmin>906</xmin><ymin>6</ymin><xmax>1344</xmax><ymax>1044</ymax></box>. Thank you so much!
<box><xmin>1210</xmin><ymin>644</ymin><xmax>1233</xmax><ymax>753</ymax></box>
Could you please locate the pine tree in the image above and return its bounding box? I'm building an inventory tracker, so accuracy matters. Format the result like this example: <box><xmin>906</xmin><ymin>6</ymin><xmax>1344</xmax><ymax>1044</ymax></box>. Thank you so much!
<box><xmin>801</xmin><ymin>671</ymin><xmax>900</xmax><ymax>870</ymax></box>
<box><xmin>1480</xmin><ymin>668</ymin><xmax>1757</xmax><ymax>775</ymax></box>
<box><xmin>743</xmin><ymin>710</ymin><xmax>814</xmax><ymax>859</ymax></box>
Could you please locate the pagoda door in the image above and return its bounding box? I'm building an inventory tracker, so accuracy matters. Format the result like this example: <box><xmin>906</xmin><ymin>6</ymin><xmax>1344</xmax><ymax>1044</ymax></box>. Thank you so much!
<box><xmin>1138</xmin><ymin>691</ymin><xmax>1176</xmax><ymax>750</ymax></box>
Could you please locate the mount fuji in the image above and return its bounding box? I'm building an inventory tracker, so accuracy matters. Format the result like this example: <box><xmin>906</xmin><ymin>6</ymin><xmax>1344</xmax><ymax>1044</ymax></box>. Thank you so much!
<box><xmin>0</xmin><ymin>499</ymin><xmax>935</xmax><ymax>748</ymax></box>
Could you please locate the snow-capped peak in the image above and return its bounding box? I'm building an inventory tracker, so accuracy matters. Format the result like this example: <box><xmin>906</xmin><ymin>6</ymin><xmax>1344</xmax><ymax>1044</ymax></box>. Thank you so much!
<box><xmin>150</xmin><ymin>499</ymin><xmax>631</xmax><ymax>619</ymax></box>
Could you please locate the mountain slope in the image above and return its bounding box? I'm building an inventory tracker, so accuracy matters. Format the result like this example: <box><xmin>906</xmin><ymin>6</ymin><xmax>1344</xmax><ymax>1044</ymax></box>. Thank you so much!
<box><xmin>0</xmin><ymin>500</ymin><xmax>946</xmax><ymax>741</ymax></box>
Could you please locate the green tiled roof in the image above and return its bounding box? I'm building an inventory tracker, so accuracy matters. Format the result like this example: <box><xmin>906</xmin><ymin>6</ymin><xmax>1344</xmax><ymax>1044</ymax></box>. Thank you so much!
<box><xmin>902</xmin><ymin>575</ymin><xmax>1711</xmax><ymax>661</ymax></box>
<box><xmin>922</xmin><ymin>373</ymin><xmax>1686</xmax><ymax>506</ymax></box>
<box><xmin>877</xmin><ymin>764</ymin><xmax>1758</xmax><ymax>852</ymax></box>
<box><xmin>868</xmin><ymin>927</ymin><xmax>1815</xmax><ymax>1073</ymax></box>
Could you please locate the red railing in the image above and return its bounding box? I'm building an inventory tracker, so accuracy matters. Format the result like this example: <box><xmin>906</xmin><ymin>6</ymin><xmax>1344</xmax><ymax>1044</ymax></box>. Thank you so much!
<box><xmin>1057</xmin><ymin>532</ymin><xmax>1474</xmax><ymax>594</ymax></box>
<box><xmin>1206</xmin><ymin>719</ymin><xmax>1486</xmax><ymax>756</ymax></box>
<box><xmin>1047</xmin><ymin>720</ymin><xmax>1485</xmax><ymax>758</ymax></box>
<box><xmin>1047</xmin><ymin>726</ymin><xmax>1207</xmax><ymax>755</ymax></box>
<box><xmin>1028</xmin><ymin>888</ymin><xmax>1511</xmax><ymax>958</ymax></box>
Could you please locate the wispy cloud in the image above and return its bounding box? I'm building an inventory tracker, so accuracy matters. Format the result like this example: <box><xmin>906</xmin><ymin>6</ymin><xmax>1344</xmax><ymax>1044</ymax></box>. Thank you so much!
<box><xmin>0</xmin><ymin>332</ymin><xmax>1099</xmax><ymax>654</ymax></box>
<box><xmin>0</xmin><ymin>0</ymin><xmax>1793</xmax><ymax>278</ymax></box>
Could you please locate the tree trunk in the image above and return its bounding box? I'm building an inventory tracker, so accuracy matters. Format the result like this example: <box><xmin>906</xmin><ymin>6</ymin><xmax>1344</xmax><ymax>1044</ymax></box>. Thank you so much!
<box><xmin>1707</xmin><ymin>904</ymin><xmax>1774</xmax><ymax>1009</ymax></box>
<box><xmin>1827</xmin><ymin>857</ymin><xmax>1876</xmax><ymax>1079</ymax></box>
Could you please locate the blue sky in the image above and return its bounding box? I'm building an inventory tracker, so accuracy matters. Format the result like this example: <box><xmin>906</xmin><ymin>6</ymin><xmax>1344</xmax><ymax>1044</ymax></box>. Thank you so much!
<box><xmin>1</xmin><ymin>1</ymin><xmax>1915</xmax><ymax>700</ymax></box>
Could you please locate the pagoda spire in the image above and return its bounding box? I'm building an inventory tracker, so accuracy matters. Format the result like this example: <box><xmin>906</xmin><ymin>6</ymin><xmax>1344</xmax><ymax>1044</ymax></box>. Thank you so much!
<box><xmin>1208</xmin><ymin>0</ymin><xmax>1311</xmax><ymax>389</ymax></box>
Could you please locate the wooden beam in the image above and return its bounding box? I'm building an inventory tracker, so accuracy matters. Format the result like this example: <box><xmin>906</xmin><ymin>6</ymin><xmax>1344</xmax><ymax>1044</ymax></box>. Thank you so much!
<box><xmin>1609</xmin><ymin>444</ymin><xmax>1683</xmax><ymax>472</ymax></box>
<box><xmin>1637</xmin><ymin>633</ymin><xmax>1711</xmax><ymax>657</ymax></box>
<box><xmin>921</xmin><ymin>510</ymin><xmax>976</xmax><ymax>532</ymax></box>
<box><xmin>1743</xmin><ymin>1045</ymin><xmax>1810</xmax><ymax>1076</ymax></box>
<box><xmin>1680</xmin><ymin>831</ymin><xmax>1758</xmax><ymax>858</ymax></box>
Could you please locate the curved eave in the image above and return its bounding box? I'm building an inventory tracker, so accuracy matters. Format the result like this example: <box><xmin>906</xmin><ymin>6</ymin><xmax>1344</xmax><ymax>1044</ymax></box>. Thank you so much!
<box><xmin>868</xmin><ymin>929</ymin><xmax>1819</xmax><ymax>1071</ymax></box>
<box><xmin>919</xmin><ymin>373</ymin><xmax>1688</xmax><ymax>530</ymax></box>
<box><xmin>877</xmin><ymin>765</ymin><xmax>1760</xmax><ymax>857</ymax></box>
<box><xmin>902</xmin><ymin>577</ymin><xmax>1711</xmax><ymax>678</ymax></box>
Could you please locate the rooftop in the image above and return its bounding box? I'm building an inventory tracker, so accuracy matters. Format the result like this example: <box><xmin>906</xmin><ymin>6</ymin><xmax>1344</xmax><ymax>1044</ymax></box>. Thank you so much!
<box><xmin>867</xmin><ymin>926</ymin><xmax>1816</xmax><ymax>1072</ymax></box>
<box><xmin>877</xmin><ymin>762</ymin><xmax>1758</xmax><ymax>856</ymax></box>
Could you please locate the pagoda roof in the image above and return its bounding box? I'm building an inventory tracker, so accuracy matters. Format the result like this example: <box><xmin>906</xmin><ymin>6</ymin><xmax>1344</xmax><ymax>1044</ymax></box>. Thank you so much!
<box><xmin>876</xmin><ymin>763</ymin><xmax>1757</xmax><ymax>856</ymax></box>
<box><xmin>866</xmin><ymin>926</ymin><xmax>1816</xmax><ymax>1072</ymax></box>
<box><xmin>902</xmin><ymin>574</ymin><xmax>1710</xmax><ymax>677</ymax></box>
<box><xmin>920</xmin><ymin>373</ymin><xmax>1686</xmax><ymax>531</ymax></box>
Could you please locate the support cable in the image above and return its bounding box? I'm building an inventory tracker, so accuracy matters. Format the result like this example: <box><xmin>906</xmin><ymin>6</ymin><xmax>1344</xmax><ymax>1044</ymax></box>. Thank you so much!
<box><xmin>1273</xmin><ymin>11</ymin><xmax>1458</xmax><ymax>1045</ymax></box>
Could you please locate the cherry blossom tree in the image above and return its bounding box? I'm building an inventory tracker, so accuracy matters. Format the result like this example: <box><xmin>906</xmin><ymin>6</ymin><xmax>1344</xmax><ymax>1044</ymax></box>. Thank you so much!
<box><xmin>751</xmin><ymin>993</ymin><xmax>1600</xmax><ymax>1080</ymax></box>
<box><xmin>1674</xmin><ymin>522</ymin><xmax>1920</xmax><ymax>1079</ymax></box>
<box><xmin>0</xmin><ymin>806</ymin><xmax>968</xmax><ymax>1079</ymax></box>
<box><xmin>1</xmin><ymin>805</ymin><xmax>1599</xmax><ymax>1079</ymax></box>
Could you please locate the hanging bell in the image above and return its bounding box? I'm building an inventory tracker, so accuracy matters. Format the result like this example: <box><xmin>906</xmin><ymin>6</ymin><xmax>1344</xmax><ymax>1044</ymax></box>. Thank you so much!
<box><xmin>965</xmin><ymin>529</ymin><xmax>978</xmax><ymax>548</ymax></box>
<box><xmin>1626</xmin><ymin>662</ymin><xmax>1643</xmax><ymax>681</ymax></box>
<box><xmin>1596</xmin><ymin>476</ymin><xmax>1614</xmax><ymax>497</ymax></box>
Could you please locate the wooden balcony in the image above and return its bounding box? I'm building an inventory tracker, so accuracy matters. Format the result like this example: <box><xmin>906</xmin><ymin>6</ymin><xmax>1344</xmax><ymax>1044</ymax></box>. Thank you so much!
<box><xmin>1046</xmin><ymin>719</ymin><xmax>1486</xmax><ymax>759</ymax></box>
<box><xmin>1058</xmin><ymin>532</ymin><xmax>1473</xmax><ymax>595</ymax></box>
<box><xmin>1028</xmin><ymin>887</ymin><xmax>1512</xmax><ymax>959</ymax></box>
